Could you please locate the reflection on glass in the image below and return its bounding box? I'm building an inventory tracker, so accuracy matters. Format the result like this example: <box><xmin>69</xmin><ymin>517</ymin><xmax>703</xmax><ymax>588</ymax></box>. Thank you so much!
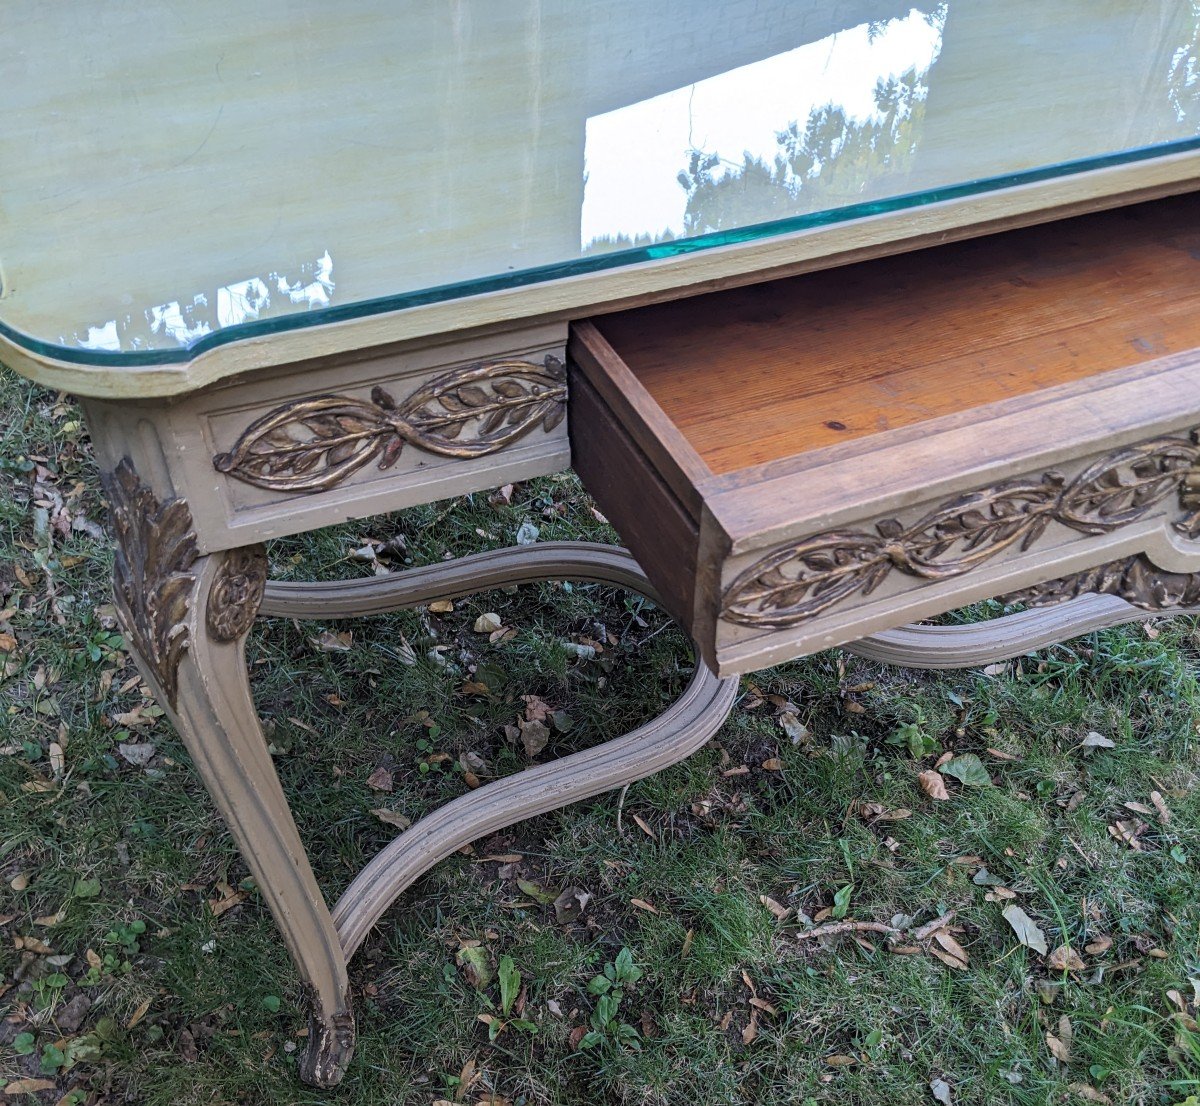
<box><xmin>581</xmin><ymin>7</ymin><xmax>946</xmax><ymax>251</ymax></box>
<box><xmin>3</xmin><ymin>1</ymin><xmax>1200</xmax><ymax>362</ymax></box>
<box><xmin>64</xmin><ymin>252</ymin><xmax>334</xmax><ymax>352</ymax></box>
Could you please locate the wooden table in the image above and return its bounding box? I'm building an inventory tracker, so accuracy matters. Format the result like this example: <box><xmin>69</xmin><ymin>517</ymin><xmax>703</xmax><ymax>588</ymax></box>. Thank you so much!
<box><xmin>4</xmin><ymin>2</ymin><xmax>1200</xmax><ymax>1086</ymax></box>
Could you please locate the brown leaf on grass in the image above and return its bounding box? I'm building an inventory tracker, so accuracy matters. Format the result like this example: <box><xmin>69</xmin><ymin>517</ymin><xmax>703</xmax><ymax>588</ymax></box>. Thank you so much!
<box><xmin>428</xmin><ymin>599</ymin><xmax>454</xmax><ymax>613</ymax></box>
<box><xmin>630</xmin><ymin>898</ymin><xmax>659</xmax><ymax>914</ymax></box>
<box><xmin>1002</xmin><ymin>904</ymin><xmax>1049</xmax><ymax>955</ymax></box>
<box><xmin>1084</xmin><ymin>934</ymin><xmax>1112</xmax><ymax>955</ymax></box>
<box><xmin>1066</xmin><ymin>1085</ymin><xmax>1112</xmax><ymax>1104</ymax></box>
<box><xmin>4</xmin><ymin>1080</ymin><xmax>57</xmax><ymax>1095</ymax></box>
<box><xmin>1046</xmin><ymin>1015</ymin><xmax>1073</xmax><ymax>1063</ymax></box>
<box><xmin>1150</xmin><ymin>790</ymin><xmax>1172</xmax><ymax>824</ymax></box>
<box><xmin>553</xmin><ymin>886</ymin><xmax>591</xmax><ymax>924</ymax></box>
<box><xmin>760</xmin><ymin>895</ymin><xmax>791</xmax><ymax>921</ymax></box>
<box><xmin>521</xmin><ymin>694</ymin><xmax>553</xmax><ymax>723</ymax></box>
<box><xmin>310</xmin><ymin>629</ymin><xmax>353</xmax><ymax>653</ymax></box>
<box><xmin>0</xmin><ymin>631</ymin><xmax>17</xmax><ymax>653</ymax></box>
<box><xmin>681</xmin><ymin>929</ymin><xmax>694</xmax><ymax>959</ymax></box>
<box><xmin>632</xmin><ymin>814</ymin><xmax>656</xmax><ymax>838</ymax></box>
<box><xmin>742</xmin><ymin>1008</ymin><xmax>759</xmax><ymax>1045</ymax></box>
<box><xmin>518</xmin><ymin>719</ymin><xmax>550</xmax><ymax>758</ymax></box>
<box><xmin>1107</xmin><ymin>819</ymin><xmax>1144</xmax><ymax>850</ymax></box>
<box><xmin>929</xmin><ymin>929</ymin><xmax>969</xmax><ymax>970</ymax></box>
<box><xmin>366</xmin><ymin>766</ymin><xmax>394</xmax><ymax>792</ymax></box>
<box><xmin>825</xmin><ymin>1054</ymin><xmax>856</xmax><ymax>1067</ymax></box>
<box><xmin>209</xmin><ymin>882</ymin><xmax>247</xmax><ymax>918</ymax></box>
<box><xmin>372</xmin><ymin>808</ymin><xmax>411</xmax><ymax>830</ymax></box>
<box><xmin>761</xmin><ymin>758</ymin><xmax>783</xmax><ymax>771</ymax></box>
<box><xmin>473</xmin><ymin>613</ymin><xmax>503</xmax><ymax>634</ymax></box>
<box><xmin>918</xmin><ymin>770</ymin><xmax>950</xmax><ymax>801</ymax></box>
<box><xmin>1048</xmin><ymin>945</ymin><xmax>1085</xmax><ymax>972</ymax></box>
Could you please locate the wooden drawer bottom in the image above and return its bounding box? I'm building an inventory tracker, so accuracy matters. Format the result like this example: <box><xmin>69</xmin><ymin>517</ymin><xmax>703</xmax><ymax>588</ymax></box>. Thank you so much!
<box><xmin>570</xmin><ymin>193</ymin><xmax>1200</xmax><ymax>675</ymax></box>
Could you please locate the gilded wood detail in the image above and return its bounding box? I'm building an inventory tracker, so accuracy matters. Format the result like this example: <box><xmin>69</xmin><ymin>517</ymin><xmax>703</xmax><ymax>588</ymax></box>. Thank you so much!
<box><xmin>1003</xmin><ymin>555</ymin><xmax>1200</xmax><ymax>611</ymax></box>
<box><xmin>214</xmin><ymin>355</ymin><xmax>567</xmax><ymax>493</ymax></box>
<box><xmin>103</xmin><ymin>459</ymin><xmax>199</xmax><ymax>708</ymax></box>
<box><xmin>721</xmin><ymin>433</ymin><xmax>1200</xmax><ymax>629</ymax></box>
<box><xmin>207</xmin><ymin>546</ymin><xmax>269</xmax><ymax>641</ymax></box>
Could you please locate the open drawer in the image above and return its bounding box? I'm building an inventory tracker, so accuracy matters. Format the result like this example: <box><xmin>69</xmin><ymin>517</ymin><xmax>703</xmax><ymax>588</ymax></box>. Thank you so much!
<box><xmin>569</xmin><ymin>193</ymin><xmax>1200</xmax><ymax>677</ymax></box>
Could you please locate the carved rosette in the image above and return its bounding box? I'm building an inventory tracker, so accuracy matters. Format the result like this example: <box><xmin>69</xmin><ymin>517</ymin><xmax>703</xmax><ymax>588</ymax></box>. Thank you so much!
<box><xmin>721</xmin><ymin>433</ymin><xmax>1200</xmax><ymax>629</ymax></box>
<box><xmin>207</xmin><ymin>546</ymin><xmax>269</xmax><ymax>641</ymax></box>
<box><xmin>213</xmin><ymin>355</ymin><xmax>568</xmax><ymax>494</ymax></box>
<box><xmin>102</xmin><ymin>459</ymin><xmax>199</xmax><ymax>708</ymax></box>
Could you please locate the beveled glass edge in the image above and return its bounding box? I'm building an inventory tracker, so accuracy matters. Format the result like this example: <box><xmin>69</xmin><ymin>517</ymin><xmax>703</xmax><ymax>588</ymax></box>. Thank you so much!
<box><xmin>4</xmin><ymin>136</ymin><xmax>1200</xmax><ymax>369</ymax></box>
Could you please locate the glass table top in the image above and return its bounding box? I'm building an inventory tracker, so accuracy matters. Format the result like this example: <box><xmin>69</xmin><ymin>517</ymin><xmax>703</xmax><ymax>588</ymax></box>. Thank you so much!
<box><xmin>2</xmin><ymin>0</ymin><xmax>1199</xmax><ymax>367</ymax></box>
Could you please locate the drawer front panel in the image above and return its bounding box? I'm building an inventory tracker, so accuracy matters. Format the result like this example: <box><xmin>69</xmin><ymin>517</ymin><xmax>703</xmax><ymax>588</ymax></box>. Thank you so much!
<box><xmin>712</xmin><ymin>429</ymin><xmax>1200</xmax><ymax>673</ymax></box>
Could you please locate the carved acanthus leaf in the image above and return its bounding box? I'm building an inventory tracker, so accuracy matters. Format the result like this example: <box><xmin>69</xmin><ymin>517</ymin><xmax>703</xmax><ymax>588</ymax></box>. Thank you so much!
<box><xmin>721</xmin><ymin>432</ymin><xmax>1200</xmax><ymax>629</ymax></box>
<box><xmin>1003</xmin><ymin>555</ymin><xmax>1200</xmax><ymax>612</ymax></box>
<box><xmin>214</xmin><ymin>355</ymin><xmax>567</xmax><ymax>493</ymax></box>
<box><xmin>103</xmin><ymin>459</ymin><xmax>199</xmax><ymax>708</ymax></box>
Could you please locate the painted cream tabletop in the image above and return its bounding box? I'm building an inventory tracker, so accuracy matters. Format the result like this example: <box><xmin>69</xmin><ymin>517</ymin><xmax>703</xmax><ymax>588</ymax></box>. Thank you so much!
<box><xmin>2</xmin><ymin>1</ymin><xmax>1199</xmax><ymax>396</ymax></box>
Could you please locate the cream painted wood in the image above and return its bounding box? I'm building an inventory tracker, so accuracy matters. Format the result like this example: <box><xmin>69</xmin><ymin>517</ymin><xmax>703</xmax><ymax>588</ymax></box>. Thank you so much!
<box><xmin>114</xmin><ymin>533</ymin><xmax>733</xmax><ymax>1088</ymax></box>
<box><xmin>133</xmin><ymin>552</ymin><xmax>354</xmax><ymax>1087</ymax></box>
<box><xmin>847</xmin><ymin>596</ymin><xmax>1200</xmax><ymax>669</ymax></box>
<box><xmin>83</xmin><ymin>324</ymin><xmax>569</xmax><ymax>552</ymax></box>
<box><xmin>5</xmin><ymin>153</ymin><xmax>1199</xmax><ymax>399</ymax></box>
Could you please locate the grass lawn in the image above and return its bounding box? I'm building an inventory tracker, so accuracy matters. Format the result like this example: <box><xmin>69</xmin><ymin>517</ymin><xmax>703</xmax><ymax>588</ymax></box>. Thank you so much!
<box><xmin>1</xmin><ymin>366</ymin><xmax>1199</xmax><ymax>1106</ymax></box>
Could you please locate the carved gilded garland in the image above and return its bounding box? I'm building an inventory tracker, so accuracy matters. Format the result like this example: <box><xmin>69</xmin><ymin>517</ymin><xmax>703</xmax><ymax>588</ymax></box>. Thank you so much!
<box><xmin>721</xmin><ymin>433</ymin><xmax>1200</xmax><ymax>629</ymax></box>
<box><xmin>103</xmin><ymin>459</ymin><xmax>199</xmax><ymax>709</ymax></box>
<box><xmin>1003</xmin><ymin>555</ymin><xmax>1200</xmax><ymax>612</ymax></box>
<box><xmin>214</xmin><ymin>355</ymin><xmax>567</xmax><ymax>494</ymax></box>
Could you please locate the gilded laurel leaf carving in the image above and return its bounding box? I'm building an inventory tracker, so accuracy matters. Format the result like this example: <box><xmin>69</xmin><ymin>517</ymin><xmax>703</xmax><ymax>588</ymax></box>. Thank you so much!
<box><xmin>721</xmin><ymin>432</ymin><xmax>1200</xmax><ymax>629</ymax></box>
<box><xmin>103</xmin><ymin>459</ymin><xmax>199</xmax><ymax>708</ymax></box>
<box><xmin>214</xmin><ymin>356</ymin><xmax>567</xmax><ymax>493</ymax></box>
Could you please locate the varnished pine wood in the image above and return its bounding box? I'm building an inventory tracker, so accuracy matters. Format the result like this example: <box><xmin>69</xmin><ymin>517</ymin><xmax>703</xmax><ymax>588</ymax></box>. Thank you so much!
<box><xmin>593</xmin><ymin>193</ymin><xmax>1200</xmax><ymax>474</ymax></box>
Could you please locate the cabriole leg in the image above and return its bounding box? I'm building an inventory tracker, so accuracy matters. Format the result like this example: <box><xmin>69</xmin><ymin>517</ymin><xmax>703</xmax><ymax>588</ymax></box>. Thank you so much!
<box><xmin>103</xmin><ymin>459</ymin><xmax>353</xmax><ymax>1087</ymax></box>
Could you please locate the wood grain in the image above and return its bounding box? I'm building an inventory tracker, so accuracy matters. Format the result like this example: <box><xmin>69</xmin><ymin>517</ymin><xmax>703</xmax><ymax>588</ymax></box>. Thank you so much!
<box><xmin>568</xmin><ymin>371</ymin><xmax>700</xmax><ymax>628</ymax></box>
<box><xmin>593</xmin><ymin>193</ymin><xmax>1200</xmax><ymax>474</ymax></box>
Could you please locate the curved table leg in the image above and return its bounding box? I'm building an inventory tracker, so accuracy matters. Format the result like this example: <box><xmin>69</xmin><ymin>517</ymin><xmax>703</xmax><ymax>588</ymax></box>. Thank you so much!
<box><xmin>114</xmin><ymin>533</ymin><xmax>733</xmax><ymax>1087</ymax></box>
<box><xmin>847</xmin><ymin>593</ymin><xmax>1200</xmax><ymax>670</ymax></box>
<box><xmin>104</xmin><ymin>464</ymin><xmax>353</xmax><ymax>1086</ymax></box>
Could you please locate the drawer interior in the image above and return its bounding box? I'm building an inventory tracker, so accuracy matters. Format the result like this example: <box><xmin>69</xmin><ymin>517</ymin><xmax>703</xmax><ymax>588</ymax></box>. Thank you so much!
<box><xmin>569</xmin><ymin>192</ymin><xmax>1200</xmax><ymax>675</ymax></box>
<box><xmin>591</xmin><ymin>193</ymin><xmax>1200</xmax><ymax>475</ymax></box>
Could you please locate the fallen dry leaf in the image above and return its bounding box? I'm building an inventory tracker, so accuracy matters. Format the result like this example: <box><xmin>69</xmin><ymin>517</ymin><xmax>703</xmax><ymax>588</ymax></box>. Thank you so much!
<box><xmin>1080</xmin><ymin>731</ymin><xmax>1115</xmax><ymax>749</ymax></box>
<box><xmin>918</xmin><ymin>770</ymin><xmax>950</xmax><ymax>801</ymax></box>
<box><xmin>372</xmin><ymin>808</ymin><xmax>411</xmax><ymax>830</ymax></box>
<box><xmin>473</xmin><ymin>612</ymin><xmax>503</xmax><ymax>634</ymax></box>
<box><xmin>1084</xmin><ymin>934</ymin><xmax>1112</xmax><ymax>955</ymax></box>
<box><xmin>760</xmin><ymin>895</ymin><xmax>790</xmax><ymax>921</ymax></box>
<box><xmin>742</xmin><ymin>1009</ymin><xmax>758</xmax><ymax>1045</ymax></box>
<box><xmin>1046</xmin><ymin>1015</ymin><xmax>1073</xmax><ymax>1064</ymax></box>
<box><xmin>0</xmin><ymin>631</ymin><xmax>18</xmax><ymax>653</ymax></box>
<box><xmin>428</xmin><ymin>599</ymin><xmax>454</xmax><ymax>613</ymax></box>
<box><xmin>519</xmin><ymin>719</ymin><xmax>550</xmax><ymax>758</ymax></box>
<box><xmin>630</xmin><ymin>898</ymin><xmax>659</xmax><ymax>914</ymax></box>
<box><xmin>310</xmin><ymin>629</ymin><xmax>353</xmax><ymax>653</ymax></box>
<box><xmin>1107</xmin><ymin>819</ymin><xmax>1144</xmax><ymax>850</ymax></box>
<box><xmin>1066</xmin><ymin>1084</ymin><xmax>1111</xmax><ymax>1104</ymax></box>
<box><xmin>1150</xmin><ymin>790</ymin><xmax>1172</xmax><ymax>824</ymax></box>
<box><xmin>1002</xmin><ymin>903</ymin><xmax>1049</xmax><ymax>955</ymax></box>
<box><xmin>930</xmin><ymin>1077</ymin><xmax>953</xmax><ymax>1105</ymax></box>
<box><xmin>761</xmin><ymin>758</ymin><xmax>783</xmax><ymax>771</ymax></box>
<box><xmin>4</xmin><ymin>1079</ymin><xmax>57</xmax><ymax>1095</ymax></box>
<box><xmin>929</xmin><ymin>929</ymin><xmax>969</xmax><ymax>970</ymax></box>
<box><xmin>632</xmin><ymin>813</ymin><xmax>656</xmax><ymax>838</ymax></box>
<box><xmin>366</xmin><ymin>765</ymin><xmax>394</xmax><ymax>792</ymax></box>
<box><xmin>1048</xmin><ymin>945</ymin><xmax>1085</xmax><ymax>972</ymax></box>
